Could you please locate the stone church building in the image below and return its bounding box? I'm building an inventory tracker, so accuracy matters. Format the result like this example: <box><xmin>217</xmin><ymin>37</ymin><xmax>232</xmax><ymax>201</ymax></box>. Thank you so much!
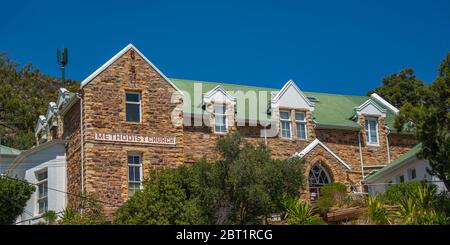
<box><xmin>32</xmin><ymin>44</ymin><xmax>416</xmax><ymax>217</ymax></box>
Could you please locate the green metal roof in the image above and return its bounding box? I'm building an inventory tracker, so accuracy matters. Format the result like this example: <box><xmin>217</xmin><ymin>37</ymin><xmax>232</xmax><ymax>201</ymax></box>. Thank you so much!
<box><xmin>170</xmin><ymin>78</ymin><xmax>397</xmax><ymax>129</ymax></box>
<box><xmin>0</xmin><ymin>144</ymin><xmax>21</xmax><ymax>156</ymax></box>
<box><xmin>364</xmin><ymin>143</ymin><xmax>422</xmax><ymax>182</ymax></box>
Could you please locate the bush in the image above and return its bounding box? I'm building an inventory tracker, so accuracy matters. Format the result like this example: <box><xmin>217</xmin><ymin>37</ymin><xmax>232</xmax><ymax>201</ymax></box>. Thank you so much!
<box><xmin>317</xmin><ymin>182</ymin><xmax>348</xmax><ymax>213</ymax></box>
<box><xmin>0</xmin><ymin>176</ymin><xmax>35</xmax><ymax>225</ymax></box>
<box><xmin>113</xmin><ymin>169</ymin><xmax>206</xmax><ymax>225</ymax></box>
<box><xmin>59</xmin><ymin>193</ymin><xmax>108</xmax><ymax>225</ymax></box>
<box><xmin>366</xmin><ymin>195</ymin><xmax>391</xmax><ymax>225</ymax></box>
<box><xmin>282</xmin><ymin>196</ymin><xmax>326</xmax><ymax>225</ymax></box>
<box><xmin>382</xmin><ymin>180</ymin><xmax>425</xmax><ymax>204</ymax></box>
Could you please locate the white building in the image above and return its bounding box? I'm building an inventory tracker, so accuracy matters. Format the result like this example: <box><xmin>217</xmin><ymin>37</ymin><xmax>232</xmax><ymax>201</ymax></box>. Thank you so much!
<box><xmin>364</xmin><ymin>143</ymin><xmax>447</xmax><ymax>195</ymax></box>
<box><xmin>7</xmin><ymin>140</ymin><xmax>67</xmax><ymax>225</ymax></box>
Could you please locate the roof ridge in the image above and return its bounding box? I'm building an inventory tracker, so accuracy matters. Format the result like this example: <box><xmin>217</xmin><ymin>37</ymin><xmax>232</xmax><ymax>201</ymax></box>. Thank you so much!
<box><xmin>171</xmin><ymin>78</ymin><xmax>370</xmax><ymax>98</ymax></box>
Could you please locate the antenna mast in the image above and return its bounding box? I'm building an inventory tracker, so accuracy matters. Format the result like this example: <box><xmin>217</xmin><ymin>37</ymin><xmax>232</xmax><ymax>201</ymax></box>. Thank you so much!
<box><xmin>57</xmin><ymin>48</ymin><xmax>68</xmax><ymax>88</ymax></box>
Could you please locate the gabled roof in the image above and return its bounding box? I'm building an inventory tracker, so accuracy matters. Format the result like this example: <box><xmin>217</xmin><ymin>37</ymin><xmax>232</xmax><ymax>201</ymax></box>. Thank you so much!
<box><xmin>370</xmin><ymin>93</ymin><xmax>399</xmax><ymax>114</ymax></box>
<box><xmin>271</xmin><ymin>80</ymin><xmax>315</xmax><ymax>108</ymax></box>
<box><xmin>364</xmin><ymin>143</ymin><xmax>422</xmax><ymax>183</ymax></box>
<box><xmin>354</xmin><ymin>98</ymin><xmax>387</xmax><ymax>117</ymax></box>
<box><xmin>80</xmin><ymin>43</ymin><xmax>184</xmax><ymax>95</ymax></box>
<box><xmin>0</xmin><ymin>144</ymin><xmax>21</xmax><ymax>156</ymax></box>
<box><xmin>7</xmin><ymin>140</ymin><xmax>65</xmax><ymax>173</ymax></box>
<box><xmin>204</xmin><ymin>85</ymin><xmax>237</xmax><ymax>102</ymax></box>
<box><xmin>171</xmin><ymin>78</ymin><xmax>398</xmax><ymax>130</ymax></box>
<box><xmin>293</xmin><ymin>138</ymin><xmax>351</xmax><ymax>170</ymax></box>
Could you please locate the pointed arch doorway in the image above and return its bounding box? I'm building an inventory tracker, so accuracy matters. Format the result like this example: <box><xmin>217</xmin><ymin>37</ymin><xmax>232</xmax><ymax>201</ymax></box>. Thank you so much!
<box><xmin>309</xmin><ymin>162</ymin><xmax>332</xmax><ymax>201</ymax></box>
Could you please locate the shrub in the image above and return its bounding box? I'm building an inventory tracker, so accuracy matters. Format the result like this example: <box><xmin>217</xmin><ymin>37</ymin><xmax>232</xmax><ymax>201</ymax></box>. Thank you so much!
<box><xmin>366</xmin><ymin>195</ymin><xmax>391</xmax><ymax>225</ymax></box>
<box><xmin>113</xmin><ymin>169</ymin><xmax>206</xmax><ymax>225</ymax></box>
<box><xmin>282</xmin><ymin>196</ymin><xmax>325</xmax><ymax>225</ymax></box>
<box><xmin>317</xmin><ymin>182</ymin><xmax>348</xmax><ymax>212</ymax></box>
<box><xmin>42</xmin><ymin>210</ymin><xmax>58</xmax><ymax>225</ymax></box>
<box><xmin>59</xmin><ymin>193</ymin><xmax>108</xmax><ymax>225</ymax></box>
<box><xmin>382</xmin><ymin>180</ymin><xmax>425</xmax><ymax>204</ymax></box>
<box><xmin>0</xmin><ymin>176</ymin><xmax>35</xmax><ymax>225</ymax></box>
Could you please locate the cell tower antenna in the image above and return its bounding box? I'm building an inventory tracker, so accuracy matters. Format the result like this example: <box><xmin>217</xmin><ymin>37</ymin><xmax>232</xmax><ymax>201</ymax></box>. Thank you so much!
<box><xmin>56</xmin><ymin>48</ymin><xmax>68</xmax><ymax>88</ymax></box>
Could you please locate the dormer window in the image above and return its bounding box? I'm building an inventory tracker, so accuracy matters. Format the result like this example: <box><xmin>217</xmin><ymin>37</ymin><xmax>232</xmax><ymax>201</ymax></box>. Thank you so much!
<box><xmin>214</xmin><ymin>104</ymin><xmax>227</xmax><ymax>133</ymax></box>
<box><xmin>280</xmin><ymin>111</ymin><xmax>292</xmax><ymax>139</ymax></box>
<box><xmin>295</xmin><ymin>111</ymin><xmax>307</xmax><ymax>140</ymax></box>
<box><xmin>365</xmin><ymin>117</ymin><xmax>379</xmax><ymax>145</ymax></box>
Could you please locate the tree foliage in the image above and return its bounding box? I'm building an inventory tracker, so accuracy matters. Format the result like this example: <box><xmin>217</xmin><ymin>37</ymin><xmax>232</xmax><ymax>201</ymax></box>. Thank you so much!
<box><xmin>114</xmin><ymin>133</ymin><xmax>305</xmax><ymax>225</ymax></box>
<box><xmin>367</xmin><ymin>68</ymin><xmax>425</xmax><ymax>108</ymax></box>
<box><xmin>0</xmin><ymin>53</ymin><xmax>78</xmax><ymax>150</ymax></box>
<box><xmin>0</xmin><ymin>176</ymin><xmax>35</xmax><ymax>225</ymax></box>
<box><xmin>113</xmin><ymin>169</ymin><xmax>205</xmax><ymax>225</ymax></box>
<box><xmin>394</xmin><ymin>53</ymin><xmax>450</xmax><ymax>191</ymax></box>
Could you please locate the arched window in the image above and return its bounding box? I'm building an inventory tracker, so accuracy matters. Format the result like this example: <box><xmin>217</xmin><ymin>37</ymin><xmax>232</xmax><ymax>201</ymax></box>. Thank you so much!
<box><xmin>309</xmin><ymin>163</ymin><xmax>331</xmax><ymax>200</ymax></box>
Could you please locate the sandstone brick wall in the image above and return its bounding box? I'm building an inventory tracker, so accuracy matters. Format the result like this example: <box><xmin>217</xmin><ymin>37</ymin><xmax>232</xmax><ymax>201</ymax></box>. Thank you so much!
<box><xmin>63</xmin><ymin>100</ymin><xmax>82</xmax><ymax>208</ymax></box>
<box><xmin>81</xmin><ymin>49</ymin><xmax>184</xmax><ymax>217</ymax></box>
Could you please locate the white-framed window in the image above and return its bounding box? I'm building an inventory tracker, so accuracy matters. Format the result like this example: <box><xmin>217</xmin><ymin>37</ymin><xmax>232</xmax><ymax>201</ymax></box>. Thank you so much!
<box><xmin>128</xmin><ymin>153</ymin><xmax>142</xmax><ymax>196</ymax></box>
<box><xmin>280</xmin><ymin>111</ymin><xmax>292</xmax><ymax>139</ymax></box>
<box><xmin>408</xmin><ymin>168</ymin><xmax>417</xmax><ymax>180</ymax></box>
<box><xmin>295</xmin><ymin>111</ymin><xmax>307</xmax><ymax>140</ymax></box>
<box><xmin>213</xmin><ymin>104</ymin><xmax>227</xmax><ymax>133</ymax></box>
<box><xmin>36</xmin><ymin>170</ymin><xmax>48</xmax><ymax>214</ymax></box>
<box><xmin>365</xmin><ymin>117</ymin><xmax>379</xmax><ymax>145</ymax></box>
<box><xmin>125</xmin><ymin>92</ymin><xmax>141</xmax><ymax>122</ymax></box>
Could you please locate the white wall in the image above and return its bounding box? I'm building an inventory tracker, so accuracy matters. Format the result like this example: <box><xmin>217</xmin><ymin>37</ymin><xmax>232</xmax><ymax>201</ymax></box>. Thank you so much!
<box><xmin>277</xmin><ymin>85</ymin><xmax>312</xmax><ymax>110</ymax></box>
<box><xmin>367</xmin><ymin>157</ymin><xmax>447</xmax><ymax>195</ymax></box>
<box><xmin>11</xmin><ymin>143</ymin><xmax>66</xmax><ymax>225</ymax></box>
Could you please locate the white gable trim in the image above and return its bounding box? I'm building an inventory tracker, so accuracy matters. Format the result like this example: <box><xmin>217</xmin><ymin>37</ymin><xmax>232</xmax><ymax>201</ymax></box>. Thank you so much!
<box><xmin>272</xmin><ymin>80</ymin><xmax>315</xmax><ymax>107</ymax></box>
<box><xmin>293</xmin><ymin>138</ymin><xmax>351</xmax><ymax>170</ymax></box>
<box><xmin>56</xmin><ymin>88</ymin><xmax>69</xmax><ymax>109</ymax></box>
<box><xmin>45</xmin><ymin>102</ymin><xmax>57</xmax><ymax>122</ymax></box>
<box><xmin>80</xmin><ymin>43</ymin><xmax>184</xmax><ymax>95</ymax></box>
<box><xmin>370</xmin><ymin>93</ymin><xmax>399</xmax><ymax>114</ymax></box>
<box><xmin>355</xmin><ymin>99</ymin><xmax>387</xmax><ymax>117</ymax></box>
<box><xmin>203</xmin><ymin>85</ymin><xmax>237</xmax><ymax>103</ymax></box>
<box><xmin>34</xmin><ymin>115</ymin><xmax>46</xmax><ymax>136</ymax></box>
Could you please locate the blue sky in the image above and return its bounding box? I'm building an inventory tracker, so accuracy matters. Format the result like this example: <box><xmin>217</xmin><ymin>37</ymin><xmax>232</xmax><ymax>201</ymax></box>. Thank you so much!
<box><xmin>1</xmin><ymin>0</ymin><xmax>449</xmax><ymax>95</ymax></box>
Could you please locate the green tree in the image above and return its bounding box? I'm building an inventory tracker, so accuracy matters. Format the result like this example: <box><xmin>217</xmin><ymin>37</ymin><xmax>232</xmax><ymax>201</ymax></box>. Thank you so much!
<box><xmin>0</xmin><ymin>176</ymin><xmax>35</xmax><ymax>225</ymax></box>
<box><xmin>395</xmin><ymin>53</ymin><xmax>450</xmax><ymax>191</ymax></box>
<box><xmin>113</xmin><ymin>169</ymin><xmax>206</xmax><ymax>225</ymax></box>
<box><xmin>367</xmin><ymin>68</ymin><xmax>425</xmax><ymax>108</ymax></box>
<box><xmin>0</xmin><ymin>53</ymin><xmax>79</xmax><ymax>150</ymax></box>
<box><xmin>183</xmin><ymin>133</ymin><xmax>305</xmax><ymax>224</ymax></box>
<box><xmin>113</xmin><ymin>133</ymin><xmax>305</xmax><ymax>225</ymax></box>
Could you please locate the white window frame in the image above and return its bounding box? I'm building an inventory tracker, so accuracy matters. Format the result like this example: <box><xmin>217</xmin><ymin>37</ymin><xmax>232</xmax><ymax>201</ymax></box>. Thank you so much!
<box><xmin>295</xmin><ymin>111</ymin><xmax>307</xmax><ymax>140</ymax></box>
<box><xmin>127</xmin><ymin>153</ymin><xmax>143</xmax><ymax>196</ymax></box>
<box><xmin>213</xmin><ymin>104</ymin><xmax>228</xmax><ymax>134</ymax></box>
<box><xmin>125</xmin><ymin>91</ymin><xmax>141</xmax><ymax>122</ymax></box>
<box><xmin>35</xmin><ymin>169</ymin><xmax>48</xmax><ymax>215</ymax></box>
<box><xmin>365</xmin><ymin>117</ymin><xmax>379</xmax><ymax>145</ymax></box>
<box><xmin>280</xmin><ymin>110</ymin><xmax>292</xmax><ymax>139</ymax></box>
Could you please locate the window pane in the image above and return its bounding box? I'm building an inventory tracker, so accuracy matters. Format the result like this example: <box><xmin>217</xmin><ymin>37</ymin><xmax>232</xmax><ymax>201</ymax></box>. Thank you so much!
<box><xmin>296</xmin><ymin>123</ymin><xmax>306</xmax><ymax>139</ymax></box>
<box><xmin>37</xmin><ymin>171</ymin><xmax>47</xmax><ymax>181</ymax></box>
<box><xmin>280</xmin><ymin>111</ymin><xmax>290</xmax><ymax>120</ymax></box>
<box><xmin>215</xmin><ymin>114</ymin><xmax>227</xmax><ymax>133</ymax></box>
<box><xmin>128</xmin><ymin>166</ymin><xmax>134</xmax><ymax>180</ymax></box>
<box><xmin>214</xmin><ymin>105</ymin><xmax>225</xmax><ymax>114</ymax></box>
<box><xmin>281</xmin><ymin>121</ymin><xmax>291</xmax><ymax>138</ymax></box>
<box><xmin>369</xmin><ymin>119</ymin><xmax>377</xmax><ymax>131</ymax></box>
<box><xmin>128</xmin><ymin>156</ymin><xmax>133</xmax><ymax>164</ymax></box>
<box><xmin>133</xmin><ymin>156</ymin><xmax>140</xmax><ymax>165</ymax></box>
<box><xmin>134</xmin><ymin>166</ymin><xmax>140</xmax><ymax>181</ymax></box>
<box><xmin>126</xmin><ymin>104</ymin><xmax>140</xmax><ymax>122</ymax></box>
<box><xmin>295</xmin><ymin>112</ymin><xmax>305</xmax><ymax>121</ymax></box>
<box><xmin>126</xmin><ymin>93</ymin><xmax>140</xmax><ymax>102</ymax></box>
